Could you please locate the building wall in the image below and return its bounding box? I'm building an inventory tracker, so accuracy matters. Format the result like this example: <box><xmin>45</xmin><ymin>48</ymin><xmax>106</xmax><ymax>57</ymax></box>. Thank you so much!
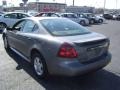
<box><xmin>66</xmin><ymin>6</ymin><xmax>95</xmax><ymax>13</ymax></box>
<box><xmin>0</xmin><ymin>6</ymin><xmax>3</xmax><ymax>11</ymax></box>
<box><xmin>27</xmin><ymin>2</ymin><xmax>66</xmax><ymax>12</ymax></box>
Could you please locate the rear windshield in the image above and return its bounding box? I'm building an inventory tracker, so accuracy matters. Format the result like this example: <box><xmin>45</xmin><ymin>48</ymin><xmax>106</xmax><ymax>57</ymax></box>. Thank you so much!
<box><xmin>40</xmin><ymin>18</ymin><xmax>91</xmax><ymax>36</ymax></box>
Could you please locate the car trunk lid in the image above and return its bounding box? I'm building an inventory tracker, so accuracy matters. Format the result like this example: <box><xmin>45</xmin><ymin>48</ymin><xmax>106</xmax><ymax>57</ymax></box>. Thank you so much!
<box><xmin>56</xmin><ymin>32</ymin><xmax>109</xmax><ymax>63</ymax></box>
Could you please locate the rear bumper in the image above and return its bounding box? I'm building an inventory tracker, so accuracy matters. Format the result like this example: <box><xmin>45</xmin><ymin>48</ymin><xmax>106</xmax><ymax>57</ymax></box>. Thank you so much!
<box><xmin>49</xmin><ymin>53</ymin><xmax>111</xmax><ymax>76</ymax></box>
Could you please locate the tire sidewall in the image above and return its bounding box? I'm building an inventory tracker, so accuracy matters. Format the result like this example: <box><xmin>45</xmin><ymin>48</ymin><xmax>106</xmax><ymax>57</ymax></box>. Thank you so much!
<box><xmin>80</xmin><ymin>20</ymin><xmax>85</xmax><ymax>26</ymax></box>
<box><xmin>90</xmin><ymin>19</ymin><xmax>95</xmax><ymax>24</ymax></box>
<box><xmin>99</xmin><ymin>19</ymin><xmax>103</xmax><ymax>23</ymax></box>
<box><xmin>3</xmin><ymin>36</ymin><xmax>9</xmax><ymax>50</ymax></box>
<box><xmin>31</xmin><ymin>53</ymin><xmax>48</xmax><ymax>78</ymax></box>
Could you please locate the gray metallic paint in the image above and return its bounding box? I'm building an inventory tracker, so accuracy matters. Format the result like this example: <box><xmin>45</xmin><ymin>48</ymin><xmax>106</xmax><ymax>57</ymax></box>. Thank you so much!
<box><xmin>3</xmin><ymin>17</ymin><xmax>111</xmax><ymax>76</ymax></box>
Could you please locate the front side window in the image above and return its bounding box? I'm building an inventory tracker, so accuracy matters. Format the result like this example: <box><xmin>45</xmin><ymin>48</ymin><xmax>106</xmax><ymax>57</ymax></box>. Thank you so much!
<box><xmin>22</xmin><ymin>20</ymin><xmax>35</xmax><ymax>33</ymax></box>
<box><xmin>4</xmin><ymin>13</ymin><xmax>17</xmax><ymax>19</ymax></box>
<box><xmin>62</xmin><ymin>14</ymin><xmax>67</xmax><ymax>17</ymax></box>
<box><xmin>12</xmin><ymin>20</ymin><xmax>26</xmax><ymax>31</ymax></box>
<box><xmin>67</xmin><ymin>14</ymin><xmax>77</xmax><ymax>18</ymax></box>
<box><xmin>40</xmin><ymin>18</ymin><xmax>90</xmax><ymax>36</ymax></box>
<box><xmin>41</xmin><ymin>13</ymin><xmax>47</xmax><ymax>17</ymax></box>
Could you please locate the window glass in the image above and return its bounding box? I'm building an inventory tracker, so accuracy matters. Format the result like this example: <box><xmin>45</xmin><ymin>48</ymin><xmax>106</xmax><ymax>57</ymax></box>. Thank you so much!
<box><xmin>13</xmin><ymin>20</ymin><xmax>26</xmax><ymax>31</ymax></box>
<box><xmin>22</xmin><ymin>20</ymin><xmax>35</xmax><ymax>33</ymax></box>
<box><xmin>66</xmin><ymin>14</ymin><xmax>77</xmax><ymax>18</ymax></box>
<box><xmin>62</xmin><ymin>14</ymin><xmax>67</xmax><ymax>17</ymax></box>
<box><xmin>18</xmin><ymin>13</ymin><xmax>29</xmax><ymax>19</ymax></box>
<box><xmin>40</xmin><ymin>18</ymin><xmax>90</xmax><ymax>36</ymax></box>
<box><xmin>51</xmin><ymin>14</ymin><xmax>59</xmax><ymax>17</ymax></box>
<box><xmin>32</xmin><ymin>24</ymin><xmax>39</xmax><ymax>32</ymax></box>
<box><xmin>47</xmin><ymin>13</ymin><xmax>52</xmax><ymax>16</ymax></box>
<box><xmin>41</xmin><ymin>14</ymin><xmax>47</xmax><ymax>17</ymax></box>
<box><xmin>4</xmin><ymin>13</ymin><xmax>17</xmax><ymax>19</ymax></box>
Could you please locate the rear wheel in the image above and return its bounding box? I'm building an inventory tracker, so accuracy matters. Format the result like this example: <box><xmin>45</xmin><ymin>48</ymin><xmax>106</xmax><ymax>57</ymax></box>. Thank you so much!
<box><xmin>31</xmin><ymin>52</ymin><xmax>48</xmax><ymax>78</ymax></box>
<box><xmin>99</xmin><ymin>19</ymin><xmax>103</xmax><ymax>23</ymax></box>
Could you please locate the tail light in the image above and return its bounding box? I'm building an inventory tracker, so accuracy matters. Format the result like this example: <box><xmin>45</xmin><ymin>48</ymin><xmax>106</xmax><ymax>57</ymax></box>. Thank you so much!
<box><xmin>58</xmin><ymin>43</ymin><xmax>78</xmax><ymax>58</ymax></box>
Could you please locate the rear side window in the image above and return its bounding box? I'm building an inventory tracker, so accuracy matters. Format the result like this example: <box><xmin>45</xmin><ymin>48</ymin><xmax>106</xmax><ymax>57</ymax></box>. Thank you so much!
<box><xmin>32</xmin><ymin>24</ymin><xmax>39</xmax><ymax>32</ymax></box>
<box><xmin>18</xmin><ymin>13</ymin><xmax>29</xmax><ymax>19</ymax></box>
<box><xmin>22</xmin><ymin>20</ymin><xmax>35</xmax><ymax>33</ymax></box>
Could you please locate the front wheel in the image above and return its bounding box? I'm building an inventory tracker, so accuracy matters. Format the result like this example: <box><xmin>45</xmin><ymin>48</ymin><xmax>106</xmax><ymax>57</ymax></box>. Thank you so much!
<box><xmin>90</xmin><ymin>19</ymin><xmax>95</xmax><ymax>24</ymax></box>
<box><xmin>0</xmin><ymin>23</ymin><xmax>7</xmax><ymax>31</ymax></box>
<box><xmin>3</xmin><ymin>36</ymin><xmax>10</xmax><ymax>50</ymax></box>
<box><xmin>31</xmin><ymin>52</ymin><xmax>48</xmax><ymax>79</ymax></box>
<box><xmin>80</xmin><ymin>20</ymin><xmax>85</xmax><ymax>26</ymax></box>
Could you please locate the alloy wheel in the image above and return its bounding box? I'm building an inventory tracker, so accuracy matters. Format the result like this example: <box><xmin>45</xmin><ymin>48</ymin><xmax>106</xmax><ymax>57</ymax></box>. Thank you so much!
<box><xmin>34</xmin><ymin>57</ymin><xmax>44</xmax><ymax>76</ymax></box>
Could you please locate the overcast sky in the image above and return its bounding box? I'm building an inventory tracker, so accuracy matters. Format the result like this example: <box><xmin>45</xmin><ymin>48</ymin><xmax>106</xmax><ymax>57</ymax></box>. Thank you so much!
<box><xmin>0</xmin><ymin>0</ymin><xmax>120</xmax><ymax>9</ymax></box>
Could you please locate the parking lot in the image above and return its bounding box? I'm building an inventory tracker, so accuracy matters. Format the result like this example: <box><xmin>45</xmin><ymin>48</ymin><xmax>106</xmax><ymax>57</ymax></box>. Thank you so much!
<box><xmin>0</xmin><ymin>20</ymin><xmax>120</xmax><ymax>90</ymax></box>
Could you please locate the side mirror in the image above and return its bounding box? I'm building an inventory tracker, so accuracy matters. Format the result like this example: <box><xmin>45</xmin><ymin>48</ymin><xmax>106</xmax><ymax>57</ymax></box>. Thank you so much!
<box><xmin>14</xmin><ymin>27</ymin><xmax>21</xmax><ymax>31</ymax></box>
<box><xmin>7</xmin><ymin>27</ymin><xmax>13</xmax><ymax>31</ymax></box>
<box><xmin>7</xmin><ymin>27</ymin><xmax>21</xmax><ymax>31</ymax></box>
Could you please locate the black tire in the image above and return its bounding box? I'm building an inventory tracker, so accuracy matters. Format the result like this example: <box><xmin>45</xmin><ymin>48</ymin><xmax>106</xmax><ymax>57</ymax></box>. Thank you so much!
<box><xmin>0</xmin><ymin>23</ymin><xmax>7</xmax><ymax>31</ymax></box>
<box><xmin>80</xmin><ymin>20</ymin><xmax>85</xmax><ymax>26</ymax></box>
<box><xmin>3</xmin><ymin>36</ymin><xmax>10</xmax><ymax>50</ymax></box>
<box><xmin>31</xmin><ymin>52</ymin><xmax>48</xmax><ymax>79</ymax></box>
<box><xmin>99</xmin><ymin>19</ymin><xmax>103</xmax><ymax>23</ymax></box>
<box><xmin>90</xmin><ymin>19</ymin><xmax>95</xmax><ymax>24</ymax></box>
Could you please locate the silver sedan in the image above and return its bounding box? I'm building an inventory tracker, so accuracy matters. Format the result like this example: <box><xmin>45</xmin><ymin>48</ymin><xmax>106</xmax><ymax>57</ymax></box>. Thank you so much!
<box><xmin>3</xmin><ymin>17</ymin><xmax>111</xmax><ymax>78</ymax></box>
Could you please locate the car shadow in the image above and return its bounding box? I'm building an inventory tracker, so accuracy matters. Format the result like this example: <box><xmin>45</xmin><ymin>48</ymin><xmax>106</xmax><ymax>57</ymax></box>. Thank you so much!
<box><xmin>93</xmin><ymin>23</ymin><xmax>103</xmax><ymax>25</ymax></box>
<box><xmin>6</xmin><ymin>49</ymin><xmax>120</xmax><ymax>90</ymax></box>
<box><xmin>0</xmin><ymin>30</ymin><xmax>3</xmax><ymax>34</ymax></box>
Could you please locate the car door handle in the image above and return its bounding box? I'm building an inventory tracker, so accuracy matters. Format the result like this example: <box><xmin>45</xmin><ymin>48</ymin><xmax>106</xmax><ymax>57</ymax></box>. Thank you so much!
<box><xmin>22</xmin><ymin>35</ymin><xmax>31</xmax><ymax>40</ymax></box>
<box><xmin>26</xmin><ymin>37</ymin><xmax>31</xmax><ymax>40</ymax></box>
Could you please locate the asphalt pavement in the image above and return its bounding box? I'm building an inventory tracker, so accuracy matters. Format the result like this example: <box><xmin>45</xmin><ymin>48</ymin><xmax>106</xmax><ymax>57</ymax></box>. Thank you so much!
<box><xmin>0</xmin><ymin>20</ymin><xmax>120</xmax><ymax>90</ymax></box>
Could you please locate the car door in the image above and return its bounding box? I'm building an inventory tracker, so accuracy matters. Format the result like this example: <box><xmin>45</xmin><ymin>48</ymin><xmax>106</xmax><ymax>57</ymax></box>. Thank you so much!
<box><xmin>3</xmin><ymin>13</ymin><xmax>19</xmax><ymax>28</ymax></box>
<box><xmin>67</xmin><ymin>14</ymin><xmax>79</xmax><ymax>23</ymax></box>
<box><xmin>13</xmin><ymin>20</ymin><xmax>37</xmax><ymax>58</ymax></box>
<box><xmin>7</xmin><ymin>20</ymin><xmax>26</xmax><ymax>49</ymax></box>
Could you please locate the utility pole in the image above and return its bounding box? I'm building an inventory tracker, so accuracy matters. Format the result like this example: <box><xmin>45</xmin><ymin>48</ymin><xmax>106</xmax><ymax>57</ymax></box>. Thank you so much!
<box><xmin>116</xmin><ymin>0</ymin><xmax>117</xmax><ymax>9</ymax></box>
<box><xmin>36</xmin><ymin>0</ymin><xmax>39</xmax><ymax>12</ymax></box>
<box><xmin>22</xmin><ymin>0</ymin><xmax>28</xmax><ymax>12</ymax></box>
<box><xmin>64</xmin><ymin>0</ymin><xmax>66</xmax><ymax>4</ymax></box>
<box><xmin>103</xmin><ymin>0</ymin><xmax>106</xmax><ymax>14</ymax></box>
<box><xmin>73</xmin><ymin>0</ymin><xmax>74</xmax><ymax>6</ymax></box>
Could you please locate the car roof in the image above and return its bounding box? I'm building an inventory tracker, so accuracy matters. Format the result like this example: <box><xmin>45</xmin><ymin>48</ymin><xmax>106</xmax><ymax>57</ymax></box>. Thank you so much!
<box><xmin>4</xmin><ymin>12</ymin><xmax>30</xmax><ymax>15</ymax></box>
<box><xmin>83</xmin><ymin>13</ymin><xmax>92</xmax><ymax>15</ymax></box>
<box><xmin>23</xmin><ymin>17</ymin><xmax>65</xmax><ymax>21</ymax></box>
<box><xmin>58</xmin><ymin>13</ymin><xmax>75</xmax><ymax>15</ymax></box>
<box><xmin>39</xmin><ymin>12</ymin><xmax>55</xmax><ymax>14</ymax></box>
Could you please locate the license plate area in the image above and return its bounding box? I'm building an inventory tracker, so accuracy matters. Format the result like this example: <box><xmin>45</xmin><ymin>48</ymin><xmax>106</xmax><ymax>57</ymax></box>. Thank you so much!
<box><xmin>87</xmin><ymin>46</ymin><xmax>102</xmax><ymax>59</ymax></box>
